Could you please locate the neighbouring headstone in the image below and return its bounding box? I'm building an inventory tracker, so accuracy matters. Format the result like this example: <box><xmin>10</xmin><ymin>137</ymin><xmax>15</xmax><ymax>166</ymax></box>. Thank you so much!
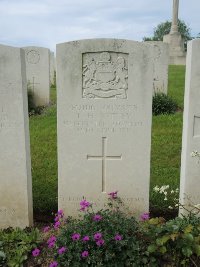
<box><xmin>23</xmin><ymin>46</ymin><xmax>50</xmax><ymax>106</ymax></box>
<box><xmin>0</xmin><ymin>44</ymin><xmax>33</xmax><ymax>228</ymax></box>
<box><xmin>147</xmin><ymin>41</ymin><xmax>169</xmax><ymax>94</ymax></box>
<box><xmin>57</xmin><ymin>39</ymin><xmax>154</xmax><ymax>217</ymax></box>
<box><xmin>50</xmin><ymin>51</ymin><xmax>56</xmax><ymax>86</ymax></box>
<box><xmin>179</xmin><ymin>39</ymin><xmax>200</xmax><ymax>215</ymax></box>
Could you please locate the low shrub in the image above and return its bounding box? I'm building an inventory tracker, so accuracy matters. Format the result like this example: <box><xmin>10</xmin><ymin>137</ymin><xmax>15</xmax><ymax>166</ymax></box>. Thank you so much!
<box><xmin>30</xmin><ymin>192</ymin><xmax>200</xmax><ymax>267</ymax></box>
<box><xmin>152</xmin><ymin>93</ymin><xmax>178</xmax><ymax>115</ymax></box>
<box><xmin>143</xmin><ymin>215</ymin><xmax>200</xmax><ymax>266</ymax></box>
<box><xmin>28</xmin><ymin>90</ymin><xmax>44</xmax><ymax>116</ymax></box>
<box><xmin>0</xmin><ymin>240</ymin><xmax>6</xmax><ymax>266</ymax></box>
<box><xmin>0</xmin><ymin>227</ymin><xmax>40</xmax><ymax>267</ymax></box>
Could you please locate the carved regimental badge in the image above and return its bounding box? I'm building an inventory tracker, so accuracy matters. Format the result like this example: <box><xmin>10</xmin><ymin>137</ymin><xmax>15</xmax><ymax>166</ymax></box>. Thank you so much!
<box><xmin>26</xmin><ymin>50</ymin><xmax>40</xmax><ymax>64</ymax></box>
<box><xmin>82</xmin><ymin>52</ymin><xmax>128</xmax><ymax>99</ymax></box>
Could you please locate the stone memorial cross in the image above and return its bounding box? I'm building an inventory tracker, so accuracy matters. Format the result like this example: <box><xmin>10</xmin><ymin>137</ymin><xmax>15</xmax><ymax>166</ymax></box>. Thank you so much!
<box><xmin>87</xmin><ymin>137</ymin><xmax>122</xmax><ymax>192</ymax></box>
<box><xmin>170</xmin><ymin>0</ymin><xmax>179</xmax><ymax>34</ymax></box>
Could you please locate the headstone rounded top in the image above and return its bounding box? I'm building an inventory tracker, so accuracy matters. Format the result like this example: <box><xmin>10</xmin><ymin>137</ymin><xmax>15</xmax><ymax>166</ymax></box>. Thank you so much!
<box><xmin>26</xmin><ymin>49</ymin><xmax>40</xmax><ymax>64</ymax></box>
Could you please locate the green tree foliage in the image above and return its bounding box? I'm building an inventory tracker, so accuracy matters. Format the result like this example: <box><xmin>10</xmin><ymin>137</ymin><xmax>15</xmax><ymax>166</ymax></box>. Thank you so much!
<box><xmin>143</xmin><ymin>19</ymin><xmax>192</xmax><ymax>42</ymax></box>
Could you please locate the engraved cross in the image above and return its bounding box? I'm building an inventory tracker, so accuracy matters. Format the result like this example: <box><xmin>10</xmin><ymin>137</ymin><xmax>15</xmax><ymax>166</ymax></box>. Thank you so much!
<box><xmin>87</xmin><ymin>137</ymin><xmax>122</xmax><ymax>193</ymax></box>
<box><xmin>28</xmin><ymin>77</ymin><xmax>40</xmax><ymax>92</ymax></box>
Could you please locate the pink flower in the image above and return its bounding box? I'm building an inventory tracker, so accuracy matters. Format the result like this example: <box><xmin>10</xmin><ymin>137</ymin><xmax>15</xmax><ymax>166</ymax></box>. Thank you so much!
<box><xmin>49</xmin><ymin>261</ymin><xmax>58</xmax><ymax>267</ymax></box>
<box><xmin>108</xmin><ymin>191</ymin><xmax>118</xmax><ymax>199</ymax></box>
<box><xmin>47</xmin><ymin>236</ymin><xmax>56</xmax><ymax>244</ymax></box>
<box><xmin>58</xmin><ymin>246</ymin><xmax>67</xmax><ymax>254</ymax></box>
<box><xmin>72</xmin><ymin>233</ymin><xmax>81</xmax><ymax>241</ymax></box>
<box><xmin>57</xmin><ymin>209</ymin><xmax>64</xmax><ymax>216</ymax></box>
<box><xmin>96</xmin><ymin>239</ymin><xmax>105</xmax><ymax>247</ymax></box>
<box><xmin>43</xmin><ymin>226</ymin><xmax>50</xmax><ymax>233</ymax></box>
<box><xmin>81</xmin><ymin>250</ymin><xmax>89</xmax><ymax>258</ymax></box>
<box><xmin>48</xmin><ymin>241</ymin><xmax>55</xmax><ymax>248</ymax></box>
<box><xmin>82</xmin><ymin>235</ymin><xmax>90</xmax><ymax>242</ymax></box>
<box><xmin>114</xmin><ymin>234</ymin><xmax>123</xmax><ymax>241</ymax></box>
<box><xmin>93</xmin><ymin>214</ymin><xmax>102</xmax><ymax>221</ymax></box>
<box><xmin>94</xmin><ymin>232</ymin><xmax>102</xmax><ymax>240</ymax></box>
<box><xmin>32</xmin><ymin>248</ymin><xmax>40</xmax><ymax>257</ymax></box>
<box><xmin>80</xmin><ymin>199</ymin><xmax>91</xmax><ymax>211</ymax></box>
<box><xmin>140</xmin><ymin>212</ymin><xmax>150</xmax><ymax>221</ymax></box>
<box><xmin>54</xmin><ymin>216</ymin><xmax>60</xmax><ymax>222</ymax></box>
<box><xmin>54</xmin><ymin>221</ymin><xmax>61</xmax><ymax>229</ymax></box>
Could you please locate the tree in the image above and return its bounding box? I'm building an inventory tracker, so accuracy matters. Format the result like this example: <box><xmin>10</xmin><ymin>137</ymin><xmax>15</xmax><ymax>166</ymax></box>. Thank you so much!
<box><xmin>143</xmin><ymin>19</ymin><xmax>192</xmax><ymax>42</ymax></box>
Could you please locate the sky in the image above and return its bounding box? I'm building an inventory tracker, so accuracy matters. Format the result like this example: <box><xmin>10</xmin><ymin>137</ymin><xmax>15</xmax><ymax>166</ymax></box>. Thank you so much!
<box><xmin>0</xmin><ymin>0</ymin><xmax>199</xmax><ymax>52</ymax></box>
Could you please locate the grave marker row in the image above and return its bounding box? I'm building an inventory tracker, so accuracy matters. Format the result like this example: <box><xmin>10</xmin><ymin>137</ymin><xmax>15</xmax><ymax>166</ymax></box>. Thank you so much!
<box><xmin>0</xmin><ymin>39</ymin><xmax>199</xmax><ymax>229</ymax></box>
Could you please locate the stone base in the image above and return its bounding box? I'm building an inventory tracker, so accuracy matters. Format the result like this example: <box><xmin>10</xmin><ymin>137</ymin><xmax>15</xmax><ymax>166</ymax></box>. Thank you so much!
<box><xmin>169</xmin><ymin>55</ymin><xmax>186</xmax><ymax>65</ymax></box>
<box><xmin>163</xmin><ymin>32</ymin><xmax>186</xmax><ymax>65</ymax></box>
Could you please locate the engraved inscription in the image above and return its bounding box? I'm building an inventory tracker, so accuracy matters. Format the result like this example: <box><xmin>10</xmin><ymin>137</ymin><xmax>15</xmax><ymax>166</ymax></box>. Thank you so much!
<box><xmin>0</xmin><ymin>107</ymin><xmax>21</xmax><ymax>132</ymax></box>
<box><xmin>87</xmin><ymin>137</ymin><xmax>122</xmax><ymax>193</ymax></box>
<box><xmin>26</xmin><ymin>50</ymin><xmax>40</xmax><ymax>64</ymax></box>
<box><xmin>82</xmin><ymin>52</ymin><xmax>128</xmax><ymax>99</ymax></box>
<box><xmin>0</xmin><ymin>83</ymin><xmax>21</xmax><ymax>95</ymax></box>
<box><xmin>193</xmin><ymin>115</ymin><xmax>200</xmax><ymax>138</ymax></box>
<box><xmin>0</xmin><ymin>208</ymin><xmax>15</xmax><ymax>216</ymax></box>
<box><xmin>63</xmin><ymin>103</ymin><xmax>143</xmax><ymax>134</ymax></box>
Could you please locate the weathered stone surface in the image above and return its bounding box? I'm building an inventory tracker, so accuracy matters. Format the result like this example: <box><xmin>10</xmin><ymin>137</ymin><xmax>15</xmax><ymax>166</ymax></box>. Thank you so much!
<box><xmin>50</xmin><ymin>51</ymin><xmax>55</xmax><ymax>86</ymax></box>
<box><xmin>0</xmin><ymin>44</ymin><xmax>33</xmax><ymax>228</ymax></box>
<box><xmin>23</xmin><ymin>46</ymin><xmax>50</xmax><ymax>106</ymax></box>
<box><xmin>57</xmin><ymin>39</ymin><xmax>154</xmax><ymax>218</ymax></box>
<box><xmin>147</xmin><ymin>41</ymin><xmax>169</xmax><ymax>94</ymax></box>
<box><xmin>179</xmin><ymin>39</ymin><xmax>200</xmax><ymax>215</ymax></box>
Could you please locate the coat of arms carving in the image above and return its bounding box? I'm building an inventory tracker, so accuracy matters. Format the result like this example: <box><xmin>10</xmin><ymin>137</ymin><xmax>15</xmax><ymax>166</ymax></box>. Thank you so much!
<box><xmin>82</xmin><ymin>52</ymin><xmax>128</xmax><ymax>99</ymax></box>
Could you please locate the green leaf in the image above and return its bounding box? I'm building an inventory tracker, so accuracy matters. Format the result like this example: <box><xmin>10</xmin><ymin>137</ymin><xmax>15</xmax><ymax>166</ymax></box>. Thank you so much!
<box><xmin>182</xmin><ymin>233</ymin><xmax>194</xmax><ymax>242</ymax></box>
<box><xmin>182</xmin><ymin>247</ymin><xmax>193</xmax><ymax>257</ymax></box>
<box><xmin>148</xmin><ymin>244</ymin><xmax>157</xmax><ymax>253</ymax></box>
<box><xmin>184</xmin><ymin>224</ymin><xmax>193</xmax><ymax>234</ymax></box>
<box><xmin>159</xmin><ymin>246</ymin><xmax>167</xmax><ymax>254</ymax></box>
<box><xmin>194</xmin><ymin>245</ymin><xmax>200</xmax><ymax>256</ymax></box>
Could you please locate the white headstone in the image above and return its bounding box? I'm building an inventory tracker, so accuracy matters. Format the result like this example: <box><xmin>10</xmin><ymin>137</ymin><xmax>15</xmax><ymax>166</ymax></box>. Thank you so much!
<box><xmin>23</xmin><ymin>46</ymin><xmax>50</xmax><ymax>106</ymax></box>
<box><xmin>50</xmin><ymin>51</ymin><xmax>56</xmax><ymax>86</ymax></box>
<box><xmin>0</xmin><ymin>44</ymin><xmax>33</xmax><ymax>228</ymax></box>
<box><xmin>57</xmin><ymin>39</ymin><xmax>154</xmax><ymax>217</ymax></box>
<box><xmin>147</xmin><ymin>42</ymin><xmax>169</xmax><ymax>94</ymax></box>
<box><xmin>179</xmin><ymin>39</ymin><xmax>200</xmax><ymax>215</ymax></box>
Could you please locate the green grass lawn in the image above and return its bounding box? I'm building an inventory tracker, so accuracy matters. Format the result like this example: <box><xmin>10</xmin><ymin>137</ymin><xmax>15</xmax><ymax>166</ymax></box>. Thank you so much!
<box><xmin>30</xmin><ymin>66</ymin><xmax>186</xmax><ymax>217</ymax></box>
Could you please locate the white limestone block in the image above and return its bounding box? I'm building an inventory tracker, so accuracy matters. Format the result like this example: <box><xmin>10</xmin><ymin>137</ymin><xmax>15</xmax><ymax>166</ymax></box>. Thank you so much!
<box><xmin>23</xmin><ymin>46</ymin><xmax>50</xmax><ymax>106</ymax></box>
<box><xmin>179</xmin><ymin>39</ymin><xmax>200</xmax><ymax>215</ymax></box>
<box><xmin>57</xmin><ymin>39</ymin><xmax>154</xmax><ymax>218</ymax></box>
<box><xmin>0</xmin><ymin>44</ymin><xmax>33</xmax><ymax>228</ymax></box>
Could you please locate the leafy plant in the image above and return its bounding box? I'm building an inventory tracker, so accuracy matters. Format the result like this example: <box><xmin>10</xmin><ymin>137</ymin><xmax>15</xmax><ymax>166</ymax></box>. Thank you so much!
<box><xmin>152</xmin><ymin>93</ymin><xmax>178</xmax><ymax>116</ymax></box>
<box><xmin>27</xmin><ymin>90</ymin><xmax>44</xmax><ymax>116</ymax></box>
<box><xmin>143</xmin><ymin>215</ymin><xmax>200</xmax><ymax>266</ymax></box>
<box><xmin>0</xmin><ymin>241</ymin><xmax>6</xmax><ymax>267</ymax></box>
<box><xmin>31</xmin><ymin>193</ymin><xmax>156</xmax><ymax>266</ymax></box>
<box><xmin>0</xmin><ymin>227</ymin><xmax>41</xmax><ymax>267</ymax></box>
<box><xmin>150</xmin><ymin>185</ymin><xmax>179</xmax><ymax>219</ymax></box>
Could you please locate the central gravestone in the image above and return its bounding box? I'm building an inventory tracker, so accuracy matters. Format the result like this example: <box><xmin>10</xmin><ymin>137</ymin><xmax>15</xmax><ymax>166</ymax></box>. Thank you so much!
<box><xmin>57</xmin><ymin>39</ymin><xmax>154</xmax><ymax>217</ymax></box>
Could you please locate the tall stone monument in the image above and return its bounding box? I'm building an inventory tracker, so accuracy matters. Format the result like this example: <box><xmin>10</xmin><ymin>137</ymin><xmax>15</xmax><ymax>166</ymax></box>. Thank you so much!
<box><xmin>163</xmin><ymin>0</ymin><xmax>186</xmax><ymax>65</ymax></box>
<box><xmin>179</xmin><ymin>39</ymin><xmax>200</xmax><ymax>215</ymax></box>
<box><xmin>0</xmin><ymin>44</ymin><xmax>33</xmax><ymax>228</ymax></box>
<box><xmin>57</xmin><ymin>39</ymin><xmax>154</xmax><ymax>218</ymax></box>
<box><xmin>23</xmin><ymin>46</ymin><xmax>50</xmax><ymax>106</ymax></box>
